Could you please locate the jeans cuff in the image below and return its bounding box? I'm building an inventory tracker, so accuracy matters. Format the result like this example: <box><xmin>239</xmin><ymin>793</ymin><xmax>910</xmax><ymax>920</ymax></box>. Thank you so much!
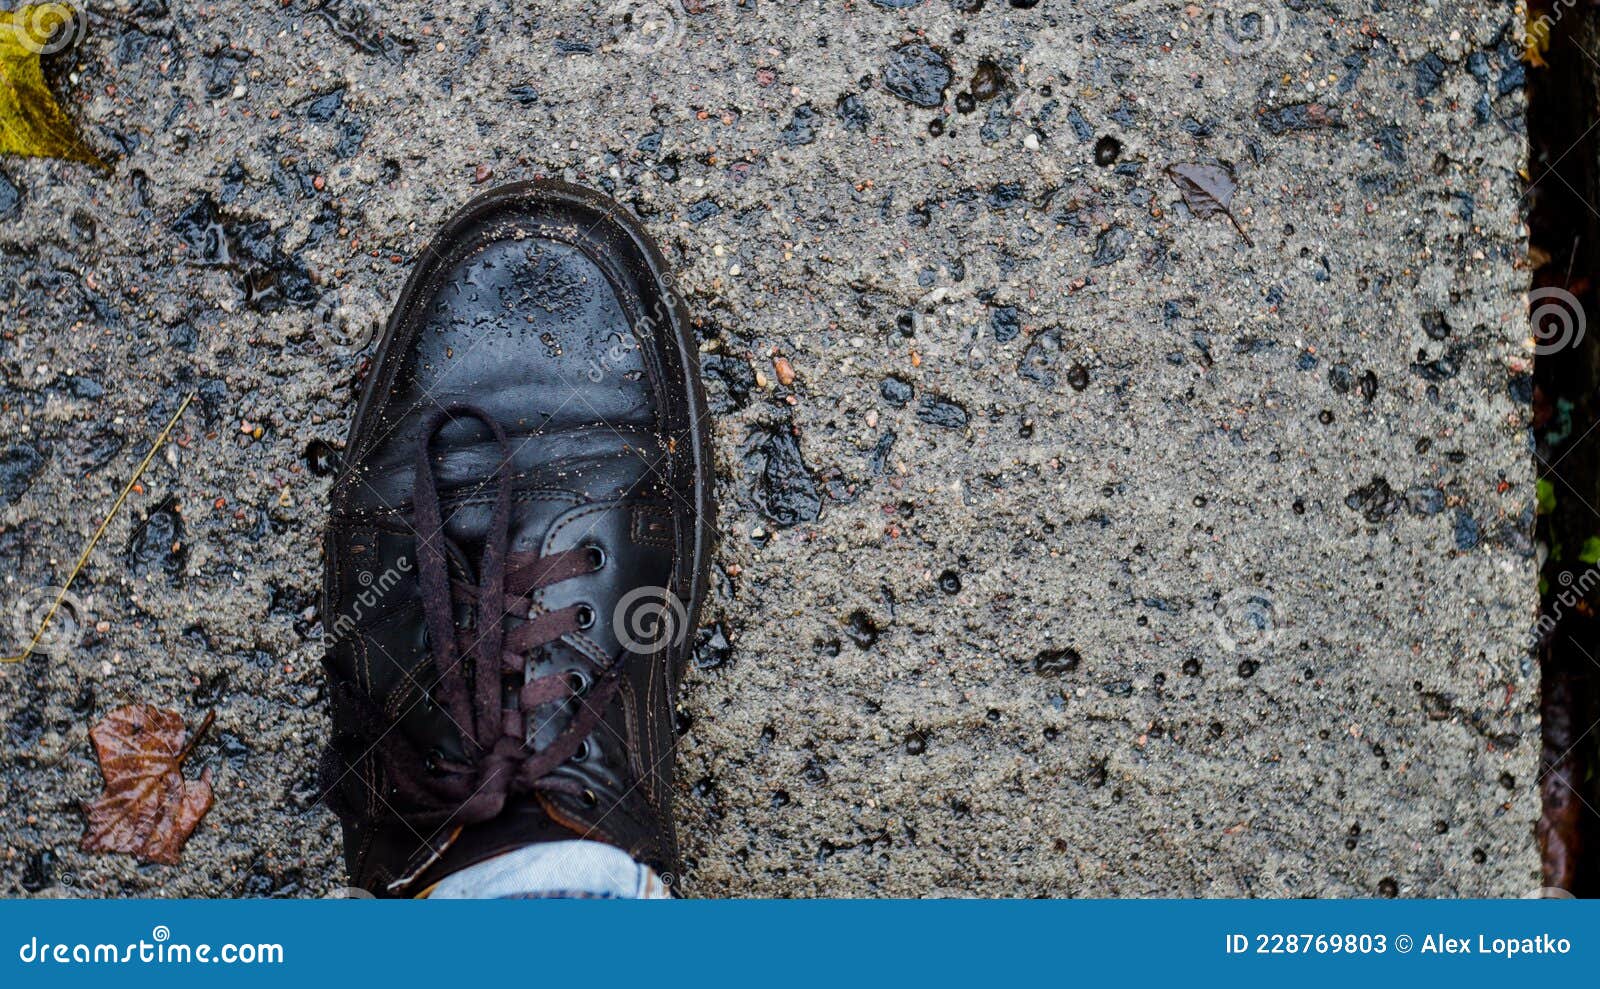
<box><xmin>425</xmin><ymin>839</ymin><xmax>672</xmax><ymax>899</ymax></box>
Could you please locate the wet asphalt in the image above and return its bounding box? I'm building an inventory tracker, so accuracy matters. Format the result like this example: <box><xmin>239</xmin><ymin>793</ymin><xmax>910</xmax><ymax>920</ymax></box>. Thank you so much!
<box><xmin>0</xmin><ymin>0</ymin><xmax>1538</xmax><ymax>897</ymax></box>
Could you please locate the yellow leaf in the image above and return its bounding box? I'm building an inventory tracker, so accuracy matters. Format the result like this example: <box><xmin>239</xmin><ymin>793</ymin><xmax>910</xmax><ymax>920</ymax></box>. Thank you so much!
<box><xmin>0</xmin><ymin>4</ymin><xmax>102</xmax><ymax>166</ymax></box>
<box><xmin>1525</xmin><ymin>15</ymin><xmax>1551</xmax><ymax>68</ymax></box>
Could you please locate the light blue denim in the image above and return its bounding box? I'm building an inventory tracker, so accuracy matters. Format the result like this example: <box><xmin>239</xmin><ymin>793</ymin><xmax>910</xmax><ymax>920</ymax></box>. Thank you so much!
<box><xmin>427</xmin><ymin>840</ymin><xmax>671</xmax><ymax>899</ymax></box>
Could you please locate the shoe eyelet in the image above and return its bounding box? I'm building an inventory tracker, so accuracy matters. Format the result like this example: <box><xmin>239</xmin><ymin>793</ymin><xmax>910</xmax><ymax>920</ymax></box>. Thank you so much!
<box><xmin>580</xmin><ymin>788</ymin><xmax>599</xmax><ymax>808</ymax></box>
<box><xmin>584</xmin><ymin>543</ymin><xmax>607</xmax><ymax>570</ymax></box>
<box><xmin>424</xmin><ymin>747</ymin><xmax>447</xmax><ymax>776</ymax></box>
<box><xmin>575</xmin><ymin>603</ymin><xmax>596</xmax><ymax>630</ymax></box>
<box><xmin>571</xmin><ymin>739</ymin><xmax>591</xmax><ymax>763</ymax></box>
<box><xmin>565</xmin><ymin>669</ymin><xmax>591</xmax><ymax>695</ymax></box>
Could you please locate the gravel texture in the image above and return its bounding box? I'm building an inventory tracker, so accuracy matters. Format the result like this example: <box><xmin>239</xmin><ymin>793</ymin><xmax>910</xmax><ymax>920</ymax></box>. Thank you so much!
<box><xmin>0</xmin><ymin>0</ymin><xmax>1538</xmax><ymax>898</ymax></box>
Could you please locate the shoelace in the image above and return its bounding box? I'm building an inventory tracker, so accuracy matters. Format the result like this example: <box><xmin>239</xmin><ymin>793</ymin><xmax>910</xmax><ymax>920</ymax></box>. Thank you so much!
<box><xmin>377</xmin><ymin>402</ymin><xmax>623</xmax><ymax>828</ymax></box>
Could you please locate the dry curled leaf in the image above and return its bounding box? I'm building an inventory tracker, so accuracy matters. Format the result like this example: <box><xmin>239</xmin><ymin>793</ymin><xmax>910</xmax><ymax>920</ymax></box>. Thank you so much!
<box><xmin>1165</xmin><ymin>162</ymin><xmax>1253</xmax><ymax>247</ymax></box>
<box><xmin>0</xmin><ymin>4</ymin><xmax>102</xmax><ymax>165</ymax></box>
<box><xmin>81</xmin><ymin>705</ymin><xmax>215</xmax><ymax>865</ymax></box>
<box><xmin>1525</xmin><ymin>5</ymin><xmax>1552</xmax><ymax>69</ymax></box>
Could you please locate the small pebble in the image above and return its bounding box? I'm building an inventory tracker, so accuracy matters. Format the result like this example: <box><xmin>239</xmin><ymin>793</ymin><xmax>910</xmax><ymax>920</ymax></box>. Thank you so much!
<box><xmin>773</xmin><ymin>356</ymin><xmax>796</xmax><ymax>387</ymax></box>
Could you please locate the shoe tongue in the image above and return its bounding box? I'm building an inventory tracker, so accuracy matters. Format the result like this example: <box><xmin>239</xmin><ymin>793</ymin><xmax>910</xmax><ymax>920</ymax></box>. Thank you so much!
<box><xmin>426</xmin><ymin>423</ymin><xmax>665</xmax><ymax>561</ymax></box>
<box><xmin>344</xmin><ymin>419</ymin><xmax>665</xmax><ymax>519</ymax></box>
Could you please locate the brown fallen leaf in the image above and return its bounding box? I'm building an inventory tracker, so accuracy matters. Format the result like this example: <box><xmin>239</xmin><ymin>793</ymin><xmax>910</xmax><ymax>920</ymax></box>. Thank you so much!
<box><xmin>0</xmin><ymin>4</ymin><xmax>103</xmax><ymax>165</ymax></box>
<box><xmin>81</xmin><ymin>705</ymin><xmax>215</xmax><ymax>865</ymax></box>
<box><xmin>1165</xmin><ymin>162</ymin><xmax>1253</xmax><ymax>247</ymax></box>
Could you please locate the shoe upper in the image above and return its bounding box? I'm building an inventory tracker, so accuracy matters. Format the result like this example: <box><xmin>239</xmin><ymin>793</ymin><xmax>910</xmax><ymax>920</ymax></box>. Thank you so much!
<box><xmin>320</xmin><ymin>184</ymin><xmax>710</xmax><ymax>895</ymax></box>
